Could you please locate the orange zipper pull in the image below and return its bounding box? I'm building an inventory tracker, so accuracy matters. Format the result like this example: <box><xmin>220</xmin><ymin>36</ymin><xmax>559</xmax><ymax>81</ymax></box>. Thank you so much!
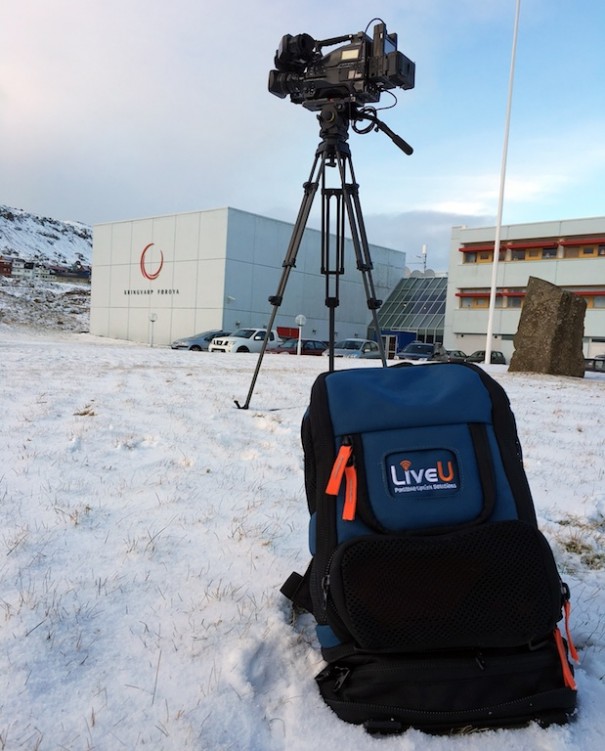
<box><xmin>554</xmin><ymin>628</ymin><xmax>577</xmax><ymax>690</ymax></box>
<box><xmin>326</xmin><ymin>443</ymin><xmax>353</xmax><ymax>495</ymax></box>
<box><xmin>342</xmin><ymin>464</ymin><xmax>358</xmax><ymax>521</ymax></box>
<box><xmin>325</xmin><ymin>440</ymin><xmax>358</xmax><ymax>521</ymax></box>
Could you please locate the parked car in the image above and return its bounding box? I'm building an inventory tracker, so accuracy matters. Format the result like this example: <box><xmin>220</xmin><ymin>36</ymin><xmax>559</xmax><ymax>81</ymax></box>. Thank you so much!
<box><xmin>323</xmin><ymin>339</ymin><xmax>382</xmax><ymax>359</ymax></box>
<box><xmin>170</xmin><ymin>329</ymin><xmax>230</xmax><ymax>351</ymax></box>
<box><xmin>584</xmin><ymin>354</ymin><xmax>605</xmax><ymax>371</ymax></box>
<box><xmin>269</xmin><ymin>338</ymin><xmax>328</xmax><ymax>355</ymax></box>
<box><xmin>395</xmin><ymin>341</ymin><xmax>439</xmax><ymax>362</ymax></box>
<box><xmin>465</xmin><ymin>350</ymin><xmax>507</xmax><ymax>365</ymax></box>
<box><xmin>208</xmin><ymin>328</ymin><xmax>281</xmax><ymax>353</ymax></box>
<box><xmin>430</xmin><ymin>349</ymin><xmax>468</xmax><ymax>363</ymax></box>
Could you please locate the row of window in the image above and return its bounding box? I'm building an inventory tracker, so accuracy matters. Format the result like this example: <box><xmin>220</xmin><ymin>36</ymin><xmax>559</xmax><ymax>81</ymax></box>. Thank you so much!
<box><xmin>462</xmin><ymin>244</ymin><xmax>605</xmax><ymax>264</ymax></box>
<box><xmin>458</xmin><ymin>290</ymin><xmax>605</xmax><ymax>309</ymax></box>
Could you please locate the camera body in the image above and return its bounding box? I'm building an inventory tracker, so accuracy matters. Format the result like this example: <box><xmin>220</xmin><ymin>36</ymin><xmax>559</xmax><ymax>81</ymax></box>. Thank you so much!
<box><xmin>268</xmin><ymin>22</ymin><xmax>415</xmax><ymax>111</ymax></box>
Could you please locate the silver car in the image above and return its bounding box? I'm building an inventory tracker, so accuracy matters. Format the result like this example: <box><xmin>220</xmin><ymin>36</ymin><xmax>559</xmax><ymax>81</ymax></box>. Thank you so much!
<box><xmin>171</xmin><ymin>329</ymin><xmax>230</xmax><ymax>351</ymax></box>
<box><xmin>323</xmin><ymin>339</ymin><xmax>381</xmax><ymax>359</ymax></box>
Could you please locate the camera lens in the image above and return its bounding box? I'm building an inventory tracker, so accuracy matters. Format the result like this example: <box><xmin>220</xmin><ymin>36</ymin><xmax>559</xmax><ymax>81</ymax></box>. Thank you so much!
<box><xmin>268</xmin><ymin>70</ymin><xmax>303</xmax><ymax>99</ymax></box>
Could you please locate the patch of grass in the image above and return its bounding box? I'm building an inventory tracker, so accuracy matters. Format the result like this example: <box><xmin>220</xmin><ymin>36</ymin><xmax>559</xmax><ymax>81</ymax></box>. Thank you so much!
<box><xmin>74</xmin><ymin>402</ymin><xmax>96</xmax><ymax>417</ymax></box>
<box><xmin>556</xmin><ymin>515</ymin><xmax>605</xmax><ymax>571</ymax></box>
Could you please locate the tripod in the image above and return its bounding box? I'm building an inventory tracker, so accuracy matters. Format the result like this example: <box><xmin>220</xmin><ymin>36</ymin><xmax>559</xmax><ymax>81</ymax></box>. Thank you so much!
<box><xmin>235</xmin><ymin>102</ymin><xmax>412</xmax><ymax>410</ymax></box>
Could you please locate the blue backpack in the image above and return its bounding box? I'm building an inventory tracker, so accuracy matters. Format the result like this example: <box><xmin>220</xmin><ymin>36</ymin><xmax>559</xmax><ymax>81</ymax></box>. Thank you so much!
<box><xmin>282</xmin><ymin>362</ymin><xmax>578</xmax><ymax>734</ymax></box>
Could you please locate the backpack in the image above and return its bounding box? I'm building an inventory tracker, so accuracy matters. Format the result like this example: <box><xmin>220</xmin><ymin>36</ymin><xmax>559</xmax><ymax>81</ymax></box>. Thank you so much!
<box><xmin>281</xmin><ymin>362</ymin><xmax>578</xmax><ymax>734</ymax></box>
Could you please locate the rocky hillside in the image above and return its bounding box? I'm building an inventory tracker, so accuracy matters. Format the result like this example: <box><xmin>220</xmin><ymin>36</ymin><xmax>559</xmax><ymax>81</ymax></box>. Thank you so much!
<box><xmin>0</xmin><ymin>278</ymin><xmax>90</xmax><ymax>332</ymax></box>
<box><xmin>0</xmin><ymin>204</ymin><xmax>92</xmax><ymax>332</ymax></box>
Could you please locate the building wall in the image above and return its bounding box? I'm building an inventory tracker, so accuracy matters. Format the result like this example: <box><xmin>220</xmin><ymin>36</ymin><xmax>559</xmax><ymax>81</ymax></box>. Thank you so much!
<box><xmin>444</xmin><ymin>217</ymin><xmax>605</xmax><ymax>358</ymax></box>
<box><xmin>90</xmin><ymin>207</ymin><xmax>405</xmax><ymax>345</ymax></box>
<box><xmin>90</xmin><ymin>208</ymin><xmax>229</xmax><ymax>345</ymax></box>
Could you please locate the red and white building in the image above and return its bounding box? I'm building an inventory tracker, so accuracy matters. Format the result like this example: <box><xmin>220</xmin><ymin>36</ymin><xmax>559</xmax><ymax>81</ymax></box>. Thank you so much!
<box><xmin>444</xmin><ymin>216</ymin><xmax>605</xmax><ymax>359</ymax></box>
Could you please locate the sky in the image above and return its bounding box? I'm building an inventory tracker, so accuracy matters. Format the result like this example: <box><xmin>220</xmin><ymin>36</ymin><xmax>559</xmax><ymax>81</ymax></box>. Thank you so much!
<box><xmin>1</xmin><ymin>0</ymin><xmax>605</xmax><ymax>271</ymax></box>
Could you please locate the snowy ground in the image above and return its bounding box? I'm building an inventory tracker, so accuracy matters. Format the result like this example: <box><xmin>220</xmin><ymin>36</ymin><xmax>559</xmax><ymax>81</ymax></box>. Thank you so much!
<box><xmin>0</xmin><ymin>325</ymin><xmax>604</xmax><ymax>750</ymax></box>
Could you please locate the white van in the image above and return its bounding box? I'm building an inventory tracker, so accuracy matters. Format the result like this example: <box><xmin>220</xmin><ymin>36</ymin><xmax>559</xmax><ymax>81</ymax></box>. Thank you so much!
<box><xmin>208</xmin><ymin>328</ymin><xmax>281</xmax><ymax>353</ymax></box>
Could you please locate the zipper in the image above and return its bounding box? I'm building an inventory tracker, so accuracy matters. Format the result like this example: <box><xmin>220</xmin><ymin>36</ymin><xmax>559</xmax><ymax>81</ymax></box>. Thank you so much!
<box><xmin>321</xmin><ymin>574</ymin><xmax>330</xmax><ymax>607</ymax></box>
<box><xmin>321</xmin><ymin>562</ymin><xmax>353</xmax><ymax>643</ymax></box>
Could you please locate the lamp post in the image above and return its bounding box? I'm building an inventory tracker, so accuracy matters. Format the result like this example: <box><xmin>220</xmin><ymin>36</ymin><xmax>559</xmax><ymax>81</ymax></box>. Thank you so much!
<box><xmin>295</xmin><ymin>314</ymin><xmax>307</xmax><ymax>355</ymax></box>
<box><xmin>149</xmin><ymin>313</ymin><xmax>158</xmax><ymax>348</ymax></box>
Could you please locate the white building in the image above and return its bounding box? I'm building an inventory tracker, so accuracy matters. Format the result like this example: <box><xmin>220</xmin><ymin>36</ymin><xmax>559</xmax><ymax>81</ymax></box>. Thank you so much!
<box><xmin>444</xmin><ymin>216</ymin><xmax>605</xmax><ymax>359</ymax></box>
<box><xmin>11</xmin><ymin>259</ymin><xmax>36</xmax><ymax>280</ymax></box>
<box><xmin>9</xmin><ymin>258</ymin><xmax>56</xmax><ymax>282</ymax></box>
<box><xmin>90</xmin><ymin>207</ymin><xmax>405</xmax><ymax>346</ymax></box>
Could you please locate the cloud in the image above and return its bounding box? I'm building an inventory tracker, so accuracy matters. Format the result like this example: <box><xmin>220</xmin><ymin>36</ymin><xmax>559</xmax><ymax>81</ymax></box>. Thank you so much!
<box><xmin>1</xmin><ymin>0</ymin><xmax>604</xmax><ymax>251</ymax></box>
<box><xmin>360</xmin><ymin>210</ymin><xmax>495</xmax><ymax>272</ymax></box>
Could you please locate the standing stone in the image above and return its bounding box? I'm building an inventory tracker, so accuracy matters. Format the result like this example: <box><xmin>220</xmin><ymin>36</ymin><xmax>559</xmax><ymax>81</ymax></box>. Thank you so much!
<box><xmin>509</xmin><ymin>276</ymin><xmax>586</xmax><ymax>377</ymax></box>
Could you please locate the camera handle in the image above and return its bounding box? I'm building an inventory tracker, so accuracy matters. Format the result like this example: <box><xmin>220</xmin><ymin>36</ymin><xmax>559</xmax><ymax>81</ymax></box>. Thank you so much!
<box><xmin>354</xmin><ymin>107</ymin><xmax>414</xmax><ymax>156</ymax></box>
<box><xmin>235</xmin><ymin>102</ymin><xmax>405</xmax><ymax>410</ymax></box>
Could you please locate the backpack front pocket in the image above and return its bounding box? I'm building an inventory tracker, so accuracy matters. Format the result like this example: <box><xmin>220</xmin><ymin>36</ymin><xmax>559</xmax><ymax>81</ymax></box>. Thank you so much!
<box><xmin>325</xmin><ymin>520</ymin><xmax>563</xmax><ymax>652</ymax></box>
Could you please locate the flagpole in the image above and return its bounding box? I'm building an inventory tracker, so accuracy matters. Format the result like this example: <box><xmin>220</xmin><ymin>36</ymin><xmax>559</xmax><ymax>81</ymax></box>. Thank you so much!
<box><xmin>485</xmin><ymin>0</ymin><xmax>521</xmax><ymax>365</ymax></box>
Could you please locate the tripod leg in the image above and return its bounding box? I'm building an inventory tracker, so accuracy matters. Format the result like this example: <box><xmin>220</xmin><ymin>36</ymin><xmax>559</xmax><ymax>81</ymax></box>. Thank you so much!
<box><xmin>321</xmin><ymin>186</ymin><xmax>344</xmax><ymax>374</ymax></box>
<box><xmin>336</xmin><ymin>151</ymin><xmax>388</xmax><ymax>366</ymax></box>
<box><xmin>235</xmin><ymin>153</ymin><xmax>324</xmax><ymax>409</ymax></box>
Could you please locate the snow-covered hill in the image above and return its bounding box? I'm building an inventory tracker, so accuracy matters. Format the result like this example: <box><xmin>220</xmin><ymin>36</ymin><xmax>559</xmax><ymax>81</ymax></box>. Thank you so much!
<box><xmin>0</xmin><ymin>204</ymin><xmax>92</xmax><ymax>332</ymax></box>
<box><xmin>0</xmin><ymin>204</ymin><xmax>92</xmax><ymax>266</ymax></box>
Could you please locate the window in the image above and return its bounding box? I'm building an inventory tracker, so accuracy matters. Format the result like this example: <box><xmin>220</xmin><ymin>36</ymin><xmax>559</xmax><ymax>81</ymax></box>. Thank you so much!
<box><xmin>542</xmin><ymin>246</ymin><xmax>557</xmax><ymax>259</ymax></box>
<box><xmin>507</xmin><ymin>297</ymin><xmax>523</xmax><ymax>308</ymax></box>
<box><xmin>478</xmin><ymin>251</ymin><xmax>492</xmax><ymax>263</ymax></box>
<box><xmin>527</xmin><ymin>249</ymin><xmax>541</xmax><ymax>260</ymax></box>
<box><xmin>581</xmin><ymin>246</ymin><xmax>596</xmax><ymax>256</ymax></box>
<box><xmin>464</xmin><ymin>252</ymin><xmax>477</xmax><ymax>264</ymax></box>
<box><xmin>511</xmin><ymin>249</ymin><xmax>525</xmax><ymax>261</ymax></box>
<box><xmin>598</xmin><ymin>245</ymin><xmax>605</xmax><ymax>256</ymax></box>
<box><xmin>564</xmin><ymin>247</ymin><xmax>579</xmax><ymax>259</ymax></box>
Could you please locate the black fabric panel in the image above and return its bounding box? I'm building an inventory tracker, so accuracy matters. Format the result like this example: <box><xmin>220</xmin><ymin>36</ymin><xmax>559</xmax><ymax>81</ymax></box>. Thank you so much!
<box><xmin>328</xmin><ymin>521</ymin><xmax>562</xmax><ymax>651</ymax></box>
<box><xmin>316</xmin><ymin>640</ymin><xmax>576</xmax><ymax>733</ymax></box>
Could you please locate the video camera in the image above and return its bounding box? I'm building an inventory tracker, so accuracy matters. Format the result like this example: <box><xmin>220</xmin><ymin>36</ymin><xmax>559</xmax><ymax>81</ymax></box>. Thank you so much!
<box><xmin>268</xmin><ymin>21</ymin><xmax>415</xmax><ymax>111</ymax></box>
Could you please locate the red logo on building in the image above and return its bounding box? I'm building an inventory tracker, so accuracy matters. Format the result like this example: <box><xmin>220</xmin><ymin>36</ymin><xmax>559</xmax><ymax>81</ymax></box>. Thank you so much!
<box><xmin>140</xmin><ymin>243</ymin><xmax>164</xmax><ymax>280</ymax></box>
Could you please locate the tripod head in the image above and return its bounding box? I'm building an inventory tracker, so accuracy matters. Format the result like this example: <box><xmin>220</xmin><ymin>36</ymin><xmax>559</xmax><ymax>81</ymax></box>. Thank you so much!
<box><xmin>315</xmin><ymin>101</ymin><xmax>413</xmax><ymax>157</ymax></box>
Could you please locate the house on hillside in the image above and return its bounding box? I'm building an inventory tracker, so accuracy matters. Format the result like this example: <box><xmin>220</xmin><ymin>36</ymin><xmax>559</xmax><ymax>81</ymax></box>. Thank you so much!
<box><xmin>10</xmin><ymin>258</ymin><xmax>36</xmax><ymax>280</ymax></box>
<box><xmin>5</xmin><ymin>257</ymin><xmax>90</xmax><ymax>283</ymax></box>
<box><xmin>0</xmin><ymin>256</ymin><xmax>12</xmax><ymax>277</ymax></box>
<box><xmin>47</xmin><ymin>262</ymin><xmax>91</xmax><ymax>282</ymax></box>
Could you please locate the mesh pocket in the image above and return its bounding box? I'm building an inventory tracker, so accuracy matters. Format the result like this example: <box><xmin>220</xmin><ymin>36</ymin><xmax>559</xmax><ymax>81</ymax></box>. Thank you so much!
<box><xmin>328</xmin><ymin>520</ymin><xmax>562</xmax><ymax>652</ymax></box>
